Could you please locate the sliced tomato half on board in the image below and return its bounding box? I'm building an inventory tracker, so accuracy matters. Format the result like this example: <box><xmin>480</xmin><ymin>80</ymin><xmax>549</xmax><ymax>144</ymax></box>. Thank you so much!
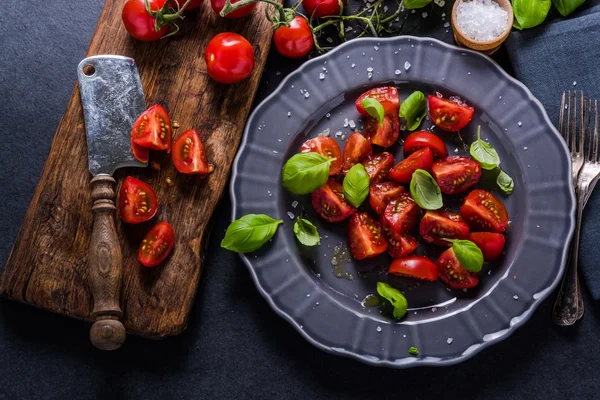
<box><xmin>119</xmin><ymin>176</ymin><xmax>158</xmax><ymax>224</ymax></box>
<box><xmin>301</xmin><ymin>136</ymin><xmax>342</xmax><ymax>176</ymax></box>
<box><xmin>131</xmin><ymin>104</ymin><xmax>173</xmax><ymax>152</ymax></box>
<box><xmin>131</xmin><ymin>136</ymin><xmax>149</xmax><ymax>163</ymax></box>
<box><xmin>138</xmin><ymin>222</ymin><xmax>175</xmax><ymax>267</ymax></box>
<box><xmin>172</xmin><ymin>129</ymin><xmax>214</xmax><ymax>175</ymax></box>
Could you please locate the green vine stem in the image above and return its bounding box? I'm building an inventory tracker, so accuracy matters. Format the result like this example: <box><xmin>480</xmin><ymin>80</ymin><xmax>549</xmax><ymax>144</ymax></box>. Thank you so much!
<box><xmin>220</xmin><ymin>0</ymin><xmax>290</xmax><ymax>27</ymax></box>
<box><xmin>144</xmin><ymin>0</ymin><xmax>193</xmax><ymax>37</ymax></box>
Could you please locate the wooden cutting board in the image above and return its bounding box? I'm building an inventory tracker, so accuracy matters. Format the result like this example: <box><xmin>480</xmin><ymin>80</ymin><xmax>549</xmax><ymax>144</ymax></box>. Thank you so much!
<box><xmin>0</xmin><ymin>0</ymin><xmax>276</xmax><ymax>338</ymax></box>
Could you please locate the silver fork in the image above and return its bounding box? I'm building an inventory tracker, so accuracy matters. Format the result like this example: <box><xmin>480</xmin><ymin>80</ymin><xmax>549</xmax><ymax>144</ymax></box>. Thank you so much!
<box><xmin>553</xmin><ymin>96</ymin><xmax>599</xmax><ymax>325</ymax></box>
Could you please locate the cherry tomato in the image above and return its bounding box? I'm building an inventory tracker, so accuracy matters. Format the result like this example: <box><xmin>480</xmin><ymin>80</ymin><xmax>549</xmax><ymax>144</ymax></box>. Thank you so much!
<box><xmin>174</xmin><ymin>0</ymin><xmax>203</xmax><ymax>9</ymax></box>
<box><xmin>122</xmin><ymin>0</ymin><xmax>168</xmax><ymax>41</ymax></box>
<box><xmin>205</xmin><ymin>33</ymin><xmax>255</xmax><ymax>84</ymax></box>
<box><xmin>419</xmin><ymin>210</ymin><xmax>469</xmax><ymax>246</ymax></box>
<box><xmin>469</xmin><ymin>232</ymin><xmax>505</xmax><ymax>261</ymax></box>
<box><xmin>311</xmin><ymin>178</ymin><xmax>356</xmax><ymax>223</ymax></box>
<box><xmin>385</xmin><ymin>231</ymin><xmax>418</xmax><ymax>259</ymax></box>
<box><xmin>381</xmin><ymin>194</ymin><xmax>419</xmax><ymax>234</ymax></box>
<box><xmin>363</xmin><ymin>111</ymin><xmax>401</xmax><ymax>148</ymax></box>
<box><xmin>119</xmin><ymin>177</ymin><xmax>158</xmax><ymax>224</ymax></box>
<box><xmin>389</xmin><ymin>147</ymin><xmax>434</xmax><ymax>184</ymax></box>
<box><xmin>211</xmin><ymin>0</ymin><xmax>256</xmax><ymax>17</ymax></box>
<box><xmin>355</xmin><ymin>87</ymin><xmax>399</xmax><ymax>117</ymax></box>
<box><xmin>342</xmin><ymin>132</ymin><xmax>372</xmax><ymax>174</ymax></box>
<box><xmin>131</xmin><ymin>136</ymin><xmax>149</xmax><ymax>163</ymax></box>
<box><xmin>301</xmin><ymin>136</ymin><xmax>342</xmax><ymax>176</ymax></box>
<box><xmin>131</xmin><ymin>105</ymin><xmax>173</xmax><ymax>152</ymax></box>
<box><xmin>428</xmin><ymin>95</ymin><xmax>474</xmax><ymax>132</ymax></box>
<box><xmin>432</xmin><ymin>156</ymin><xmax>481</xmax><ymax>195</ymax></box>
<box><xmin>361</xmin><ymin>152</ymin><xmax>394</xmax><ymax>183</ymax></box>
<box><xmin>348</xmin><ymin>212</ymin><xmax>388</xmax><ymax>260</ymax></box>
<box><xmin>438</xmin><ymin>247</ymin><xmax>479</xmax><ymax>289</ymax></box>
<box><xmin>273</xmin><ymin>16</ymin><xmax>314</xmax><ymax>59</ymax></box>
<box><xmin>403</xmin><ymin>131</ymin><xmax>448</xmax><ymax>159</ymax></box>
<box><xmin>460</xmin><ymin>190</ymin><xmax>509</xmax><ymax>233</ymax></box>
<box><xmin>302</xmin><ymin>0</ymin><xmax>343</xmax><ymax>18</ymax></box>
<box><xmin>389</xmin><ymin>256</ymin><xmax>439</xmax><ymax>281</ymax></box>
<box><xmin>369</xmin><ymin>182</ymin><xmax>407</xmax><ymax>215</ymax></box>
<box><xmin>172</xmin><ymin>129</ymin><xmax>214</xmax><ymax>174</ymax></box>
<box><xmin>138</xmin><ymin>222</ymin><xmax>175</xmax><ymax>267</ymax></box>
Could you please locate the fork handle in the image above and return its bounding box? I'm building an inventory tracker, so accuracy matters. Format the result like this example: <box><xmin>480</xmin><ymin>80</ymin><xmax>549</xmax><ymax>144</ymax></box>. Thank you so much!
<box><xmin>552</xmin><ymin>188</ymin><xmax>586</xmax><ymax>325</ymax></box>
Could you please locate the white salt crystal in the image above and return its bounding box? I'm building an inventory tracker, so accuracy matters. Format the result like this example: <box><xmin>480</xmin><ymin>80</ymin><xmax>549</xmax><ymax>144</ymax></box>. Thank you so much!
<box><xmin>368</xmin><ymin>72</ymin><xmax>373</xmax><ymax>79</ymax></box>
<box><xmin>287</xmin><ymin>211</ymin><xmax>295</xmax><ymax>220</ymax></box>
<box><xmin>573</xmin><ymin>81</ymin><xmax>577</xmax><ymax>86</ymax></box>
<box><xmin>422</xmin><ymin>12</ymin><xmax>428</xmax><ymax>18</ymax></box>
<box><xmin>326</xmin><ymin>37</ymin><xmax>333</xmax><ymax>43</ymax></box>
<box><xmin>367</xmin><ymin>67</ymin><xmax>374</xmax><ymax>72</ymax></box>
<box><xmin>517</xmin><ymin>121</ymin><xmax>522</xmax><ymax>127</ymax></box>
<box><xmin>447</xmin><ymin>337</ymin><xmax>453</xmax><ymax>344</ymax></box>
<box><xmin>513</xmin><ymin>295</ymin><xmax>519</xmax><ymax>300</ymax></box>
<box><xmin>455</xmin><ymin>0</ymin><xmax>508</xmax><ymax>42</ymax></box>
<box><xmin>287</xmin><ymin>111</ymin><xmax>291</xmax><ymax>117</ymax></box>
<box><xmin>374</xmin><ymin>45</ymin><xmax>379</xmax><ymax>50</ymax></box>
<box><xmin>276</xmin><ymin>71</ymin><xmax>281</xmax><ymax>76</ymax></box>
<box><xmin>376</xmin><ymin>326</ymin><xmax>382</xmax><ymax>332</ymax></box>
<box><xmin>444</xmin><ymin>22</ymin><xmax>450</xmax><ymax>28</ymax></box>
<box><xmin>343</xmin><ymin>118</ymin><xmax>349</xmax><ymax>127</ymax></box>
<box><xmin>351</xmin><ymin>63</ymin><xmax>356</xmax><ymax>68</ymax></box>
<box><xmin>326</xmin><ymin>113</ymin><xmax>331</xmax><ymax>118</ymax></box>
<box><xmin>304</xmin><ymin>92</ymin><xmax>310</xmax><ymax>98</ymax></box>
<box><xmin>349</xmin><ymin>120</ymin><xmax>356</xmax><ymax>129</ymax></box>
<box><xmin>395</xmin><ymin>69</ymin><xmax>402</xmax><ymax>75</ymax></box>
<box><xmin>346</xmin><ymin>26</ymin><xmax>353</xmax><ymax>32</ymax></box>
<box><xmin>319</xmin><ymin>73</ymin><xmax>325</xmax><ymax>80</ymax></box>
<box><xmin>404</xmin><ymin>61</ymin><xmax>411</xmax><ymax>70</ymax></box>
<box><xmin>291</xmin><ymin>201</ymin><xmax>298</xmax><ymax>208</ymax></box>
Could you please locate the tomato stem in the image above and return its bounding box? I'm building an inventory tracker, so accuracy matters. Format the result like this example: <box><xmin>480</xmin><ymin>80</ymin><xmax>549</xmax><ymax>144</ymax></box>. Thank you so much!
<box><xmin>220</xmin><ymin>0</ymin><xmax>289</xmax><ymax>26</ymax></box>
<box><xmin>142</xmin><ymin>0</ymin><xmax>192</xmax><ymax>37</ymax></box>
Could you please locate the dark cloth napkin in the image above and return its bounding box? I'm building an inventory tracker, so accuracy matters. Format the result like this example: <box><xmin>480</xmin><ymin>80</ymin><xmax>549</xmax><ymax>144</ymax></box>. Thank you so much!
<box><xmin>505</xmin><ymin>3</ymin><xmax>600</xmax><ymax>299</ymax></box>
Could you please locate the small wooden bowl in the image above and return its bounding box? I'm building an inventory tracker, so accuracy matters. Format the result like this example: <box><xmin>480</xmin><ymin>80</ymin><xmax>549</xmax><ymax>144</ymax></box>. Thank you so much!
<box><xmin>451</xmin><ymin>0</ymin><xmax>514</xmax><ymax>55</ymax></box>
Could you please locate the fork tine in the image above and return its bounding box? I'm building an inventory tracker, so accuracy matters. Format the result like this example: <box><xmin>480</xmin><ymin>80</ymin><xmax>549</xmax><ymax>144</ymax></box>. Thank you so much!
<box><xmin>586</xmin><ymin>99</ymin><xmax>591</xmax><ymax>161</ymax></box>
<box><xmin>579</xmin><ymin>91</ymin><xmax>585</xmax><ymax>155</ymax></box>
<box><xmin>570</xmin><ymin>91</ymin><xmax>575</xmax><ymax>152</ymax></box>
<box><xmin>594</xmin><ymin>99</ymin><xmax>599</xmax><ymax>162</ymax></box>
<box><xmin>559</xmin><ymin>91</ymin><xmax>566</xmax><ymax>141</ymax></box>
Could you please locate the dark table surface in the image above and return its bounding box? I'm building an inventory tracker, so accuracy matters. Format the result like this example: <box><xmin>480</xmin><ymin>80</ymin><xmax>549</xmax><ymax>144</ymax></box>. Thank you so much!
<box><xmin>1</xmin><ymin>1</ymin><xmax>600</xmax><ymax>399</ymax></box>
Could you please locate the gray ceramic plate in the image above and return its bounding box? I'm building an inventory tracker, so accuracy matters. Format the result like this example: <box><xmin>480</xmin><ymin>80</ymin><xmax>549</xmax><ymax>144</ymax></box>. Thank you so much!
<box><xmin>230</xmin><ymin>36</ymin><xmax>575</xmax><ymax>367</ymax></box>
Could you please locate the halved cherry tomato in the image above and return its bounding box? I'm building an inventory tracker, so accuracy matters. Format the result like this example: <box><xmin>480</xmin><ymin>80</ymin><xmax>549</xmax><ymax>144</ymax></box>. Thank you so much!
<box><xmin>404</xmin><ymin>131</ymin><xmax>448</xmax><ymax>159</ymax></box>
<box><xmin>460</xmin><ymin>190</ymin><xmax>509</xmax><ymax>233</ymax></box>
<box><xmin>385</xmin><ymin>231</ymin><xmax>418</xmax><ymax>259</ymax></box>
<box><xmin>119</xmin><ymin>176</ymin><xmax>158</xmax><ymax>224</ymax></box>
<box><xmin>364</xmin><ymin>112</ymin><xmax>401</xmax><ymax>148</ymax></box>
<box><xmin>381</xmin><ymin>194</ymin><xmax>419</xmax><ymax>234</ymax></box>
<box><xmin>122</xmin><ymin>0</ymin><xmax>168</xmax><ymax>41</ymax></box>
<box><xmin>174</xmin><ymin>0</ymin><xmax>203</xmax><ymax>9</ymax></box>
<box><xmin>205</xmin><ymin>33</ymin><xmax>255</xmax><ymax>84</ymax></box>
<box><xmin>138</xmin><ymin>222</ymin><xmax>175</xmax><ymax>267</ymax></box>
<box><xmin>348</xmin><ymin>212</ymin><xmax>388</xmax><ymax>260</ymax></box>
<box><xmin>438</xmin><ymin>247</ymin><xmax>479</xmax><ymax>289</ymax></box>
<box><xmin>132</xmin><ymin>105</ymin><xmax>173</xmax><ymax>152</ymax></box>
<box><xmin>172</xmin><ymin>130</ymin><xmax>214</xmax><ymax>174</ymax></box>
<box><xmin>342</xmin><ymin>132</ymin><xmax>372</xmax><ymax>174</ymax></box>
<box><xmin>355</xmin><ymin>87</ymin><xmax>399</xmax><ymax>116</ymax></box>
<box><xmin>302</xmin><ymin>0</ymin><xmax>344</xmax><ymax>18</ymax></box>
<box><xmin>389</xmin><ymin>147</ymin><xmax>434</xmax><ymax>184</ymax></box>
<box><xmin>273</xmin><ymin>16</ymin><xmax>314</xmax><ymax>59</ymax></box>
<box><xmin>301</xmin><ymin>136</ymin><xmax>342</xmax><ymax>175</ymax></box>
<box><xmin>211</xmin><ymin>0</ymin><xmax>256</xmax><ymax>18</ymax></box>
<box><xmin>432</xmin><ymin>156</ymin><xmax>481</xmax><ymax>195</ymax></box>
<box><xmin>389</xmin><ymin>256</ymin><xmax>439</xmax><ymax>281</ymax></box>
<box><xmin>419</xmin><ymin>210</ymin><xmax>469</xmax><ymax>246</ymax></box>
<box><xmin>361</xmin><ymin>152</ymin><xmax>394</xmax><ymax>183</ymax></box>
<box><xmin>369</xmin><ymin>182</ymin><xmax>406</xmax><ymax>215</ymax></box>
<box><xmin>131</xmin><ymin>136</ymin><xmax>149</xmax><ymax>163</ymax></box>
<box><xmin>469</xmin><ymin>232</ymin><xmax>505</xmax><ymax>261</ymax></box>
<box><xmin>311</xmin><ymin>178</ymin><xmax>355</xmax><ymax>223</ymax></box>
<box><xmin>428</xmin><ymin>95</ymin><xmax>474</xmax><ymax>132</ymax></box>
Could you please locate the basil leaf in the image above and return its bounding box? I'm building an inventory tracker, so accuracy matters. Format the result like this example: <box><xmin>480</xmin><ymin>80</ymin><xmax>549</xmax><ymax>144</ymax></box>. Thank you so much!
<box><xmin>446</xmin><ymin>239</ymin><xmax>483</xmax><ymax>273</ymax></box>
<box><xmin>469</xmin><ymin>126</ymin><xmax>500</xmax><ymax>170</ymax></box>
<box><xmin>408</xmin><ymin>347</ymin><xmax>419</xmax><ymax>356</ymax></box>
<box><xmin>399</xmin><ymin>91</ymin><xmax>427</xmax><ymax>131</ymax></box>
<box><xmin>343</xmin><ymin>164</ymin><xmax>370</xmax><ymax>207</ymax></box>
<box><xmin>553</xmin><ymin>0</ymin><xmax>585</xmax><ymax>16</ymax></box>
<box><xmin>410</xmin><ymin>169</ymin><xmax>443</xmax><ymax>210</ymax></box>
<box><xmin>221</xmin><ymin>214</ymin><xmax>283</xmax><ymax>253</ymax></box>
<box><xmin>404</xmin><ymin>0</ymin><xmax>432</xmax><ymax>9</ymax></box>
<box><xmin>376</xmin><ymin>282</ymin><xmax>408</xmax><ymax>319</ymax></box>
<box><xmin>362</xmin><ymin>97</ymin><xmax>384</xmax><ymax>125</ymax></box>
<box><xmin>497</xmin><ymin>170</ymin><xmax>514</xmax><ymax>194</ymax></box>
<box><xmin>282</xmin><ymin>152</ymin><xmax>331</xmax><ymax>195</ymax></box>
<box><xmin>512</xmin><ymin>0</ymin><xmax>551</xmax><ymax>30</ymax></box>
<box><xmin>293</xmin><ymin>217</ymin><xmax>320</xmax><ymax>246</ymax></box>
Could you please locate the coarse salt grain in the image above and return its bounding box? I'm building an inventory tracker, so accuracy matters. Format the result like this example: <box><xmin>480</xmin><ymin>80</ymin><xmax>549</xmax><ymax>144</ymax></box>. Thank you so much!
<box><xmin>455</xmin><ymin>0</ymin><xmax>508</xmax><ymax>42</ymax></box>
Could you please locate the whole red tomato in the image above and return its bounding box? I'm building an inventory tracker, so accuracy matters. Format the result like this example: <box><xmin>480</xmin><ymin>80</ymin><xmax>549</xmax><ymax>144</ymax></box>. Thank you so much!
<box><xmin>173</xmin><ymin>0</ymin><xmax>204</xmax><ymax>9</ymax></box>
<box><xmin>205</xmin><ymin>33</ymin><xmax>255</xmax><ymax>84</ymax></box>
<box><xmin>302</xmin><ymin>0</ymin><xmax>343</xmax><ymax>18</ymax></box>
<box><xmin>273</xmin><ymin>16</ymin><xmax>314</xmax><ymax>59</ymax></box>
<box><xmin>211</xmin><ymin>0</ymin><xmax>257</xmax><ymax>18</ymax></box>
<box><xmin>122</xmin><ymin>0</ymin><xmax>169</xmax><ymax>41</ymax></box>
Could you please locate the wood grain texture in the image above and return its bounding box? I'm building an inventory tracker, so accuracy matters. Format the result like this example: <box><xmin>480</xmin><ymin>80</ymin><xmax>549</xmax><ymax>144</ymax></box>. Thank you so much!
<box><xmin>0</xmin><ymin>0</ymin><xmax>276</xmax><ymax>338</ymax></box>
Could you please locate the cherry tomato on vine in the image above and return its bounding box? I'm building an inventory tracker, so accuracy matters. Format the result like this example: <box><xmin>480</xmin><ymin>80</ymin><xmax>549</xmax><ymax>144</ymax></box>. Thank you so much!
<box><xmin>301</xmin><ymin>136</ymin><xmax>342</xmax><ymax>175</ymax></box>
<box><xmin>389</xmin><ymin>256</ymin><xmax>439</xmax><ymax>281</ymax></box>
<box><xmin>403</xmin><ymin>131</ymin><xmax>448</xmax><ymax>159</ymax></box>
<box><xmin>138</xmin><ymin>222</ymin><xmax>175</xmax><ymax>267</ymax></box>
<box><xmin>119</xmin><ymin>177</ymin><xmax>158</xmax><ymax>224</ymax></box>
<box><xmin>273</xmin><ymin>16</ymin><xmax>314</xmax><ymax>59</ymax></box>
<box><xmin>172</xmin><ymin>130</ymin><xmax>214</xmax><ymax>174</ymax></box>
<box><xmin>205</xmin><ymin>33</ymin><xmax>255</xmax><ymax>84</ymax></box>
<box><xmin>122</xmin><ymin>0</ymin><xmax>169</xmax><ymax>41</ymax></box>
<box><xmin>428</xmin><ymin>95</ymin><xmax>474</xmax><ymax>132</ymax></box>
<box><xmin>302</xmin><ymin>0</ymin><xmax>344</xmax><ymax>18</ymax></box>
<box><xmin>174</xmin><ymin>0</ymin><xmax>204</xmax><ymax>10</ymax></box>
<box><xmin>131</xmin><ymin>104</ymin><xmax>173</xmax><ymax>152</ymax></box>
<box><xmin>211</xmin><ymin>0</ymin><xmax>257</xmax><ymax>18</ymax></box>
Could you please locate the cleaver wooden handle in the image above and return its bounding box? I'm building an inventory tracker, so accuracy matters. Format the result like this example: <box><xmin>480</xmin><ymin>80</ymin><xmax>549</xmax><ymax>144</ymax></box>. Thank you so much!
<box><xmin>88</xmin><ymin>175</ymin><xmax>126</xmax><ymax>350</ymax></box>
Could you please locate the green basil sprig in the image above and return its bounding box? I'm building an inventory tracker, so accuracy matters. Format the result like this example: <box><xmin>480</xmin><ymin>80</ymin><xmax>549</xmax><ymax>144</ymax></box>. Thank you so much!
<box><xmin>293</xmin><ymin>217</ymin><xmax>320</xmax><ymax>246</ymax></box>
<box><xmin>221</xmin><ymin>214</ymin><xmax>283</xmax><ymax>253</ymax></box>
<box><xmin>282</xmin><ymin>152</ymin><xmax>332</xmax><ymax>195</ymax></box>
<box><xmin>470</xmin><ymin>125</ymin><xmax>500</xmax><ymax>170</ymax></box>
<box><xmin>376</xmin><ymin>282</ymin><xmax>408</xmax><ymax>319</ymax></box>
<box><xmin>445</xmin><ymin>239</ymin><xmax>483</xmax><ymax>273</ymax></box>
<box><xmin>343</xmin><ymin>164</ymin><xmax>370</xmax><ymax>207</ymax></box>
<box><xmin>552</xmin><ymin>0</ymin><xmax>586</xmax><ymax>16</ymax></box>
<box><xmin>497</xmin><ymin>170</ymin><xmax>514</xmax><ymax>194</ymax></box>
<box><xmin>404</xmin><ymin>0</ymin><xmax>432</xmax><ymax>9</ymax></box>
<box><xmin>362</xmin><ymin>97</ymin><xmax>384</xmax><ymax>125</ymax></box>
<box><xmin>512</xmin><ymin>0</ymin><xmax>551</xmax><ymax>29</ymax></box>
<box><xmin>400</xmin><ymin>91</ymin><xmax>427</xmax><ymax>131</ymax></box>
<box><xmin>410</xmin><ymin>169</ymin><xmax>443</xmax><ymax>210</ymax></box>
